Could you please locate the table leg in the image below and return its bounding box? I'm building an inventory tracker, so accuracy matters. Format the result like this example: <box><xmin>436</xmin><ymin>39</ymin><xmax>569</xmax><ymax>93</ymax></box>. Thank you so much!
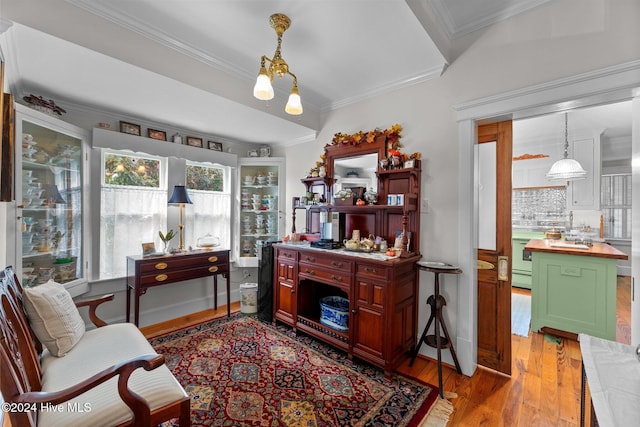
<box><xmin>225</xmin><ymin>272</ymin><xmax>230</xmax><ymax>317</ymax></box>
<box><xmin>410</xmin><ymin>295</ymin><xmax>436</xmax><ymax>366</ymax></box>
<box><xmin>126</xmin><ymin>285</ymin><xmax>131</xmax><ymax>323</ymax></box>
<box><xmin>434</xmin><ymin>272</ymin><xmax>443</xmax><ymax>398</ymax></box>
<box><xmin>213</xmin><ymin>275</ymin><xmax>218</xmax><ymax>309</ymax></box>
<box><xmin>134</xmin><ymin>290</ymin><xmax>140</xmax><ymax>327</ymax></box>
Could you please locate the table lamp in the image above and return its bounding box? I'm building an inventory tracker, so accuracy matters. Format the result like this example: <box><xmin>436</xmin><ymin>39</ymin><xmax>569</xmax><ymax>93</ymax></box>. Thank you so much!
<box><xmin>168</xmin><ymin>185</ymin><xmax>193</xmax><ymax>251</ymax></box>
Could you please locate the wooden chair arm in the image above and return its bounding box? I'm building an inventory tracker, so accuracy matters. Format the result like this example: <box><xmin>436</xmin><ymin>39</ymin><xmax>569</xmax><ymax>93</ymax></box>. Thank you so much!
<box><xmin>15</xmin><ymin>353</ymin><xmax>165</xmax><ymax>426</ymax></box>
<box><xmin>74</xmin><ymin>294</ymin><xmax>114</xmax><ymax>327</ymax></box>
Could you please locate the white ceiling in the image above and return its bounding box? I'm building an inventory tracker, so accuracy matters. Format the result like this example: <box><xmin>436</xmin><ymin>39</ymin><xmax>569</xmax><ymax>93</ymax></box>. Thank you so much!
<box><xmin>514</xmin><ymin>101</ymin><xmax>633</xmax><ymax>162</ymax></box>
<box><xmin>2</xmin><ymin>0</ymin><xmax>629</xmax><ymax>149</ymax></box>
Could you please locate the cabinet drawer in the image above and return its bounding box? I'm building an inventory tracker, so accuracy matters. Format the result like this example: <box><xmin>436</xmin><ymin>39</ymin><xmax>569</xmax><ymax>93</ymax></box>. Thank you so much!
<box><xmin>299</xmin><ymin>264</ymin><xmax>351</xmax><ymax>288</ymax></box>
<box><xmin>140</xmin><ymin>264</ymin><xmax>225</xmax><ymax>287</ymax></box>
<box><xmin>276</xmin><ymin>248</ymin><xmax>298</xmax><ymax>262</ymax></box>
<box><xmin>139</xmin><ymin>252</ymin><xmax>228</xmax><ymax>273</ymax></box>
<box><xmin>356</xmin><ymin>262</ymin><xmax>388</xmax><ymax>280</ymax></box>
<box><xmin>299</xmin><ymin>252</ymin><xmax>353</xmax><ymax>272</ymax></box>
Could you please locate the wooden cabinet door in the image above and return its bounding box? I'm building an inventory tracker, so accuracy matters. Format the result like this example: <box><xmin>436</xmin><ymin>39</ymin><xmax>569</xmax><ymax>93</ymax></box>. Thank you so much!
<box><xmin>352</xmin><ymin>277</ymin><xmax>385</xmax><ymax>364</ymax></box>
<box><xmin>274</xmin><ymin>259</ymin><xmax>296</xmax><ymax>326</ymax></box>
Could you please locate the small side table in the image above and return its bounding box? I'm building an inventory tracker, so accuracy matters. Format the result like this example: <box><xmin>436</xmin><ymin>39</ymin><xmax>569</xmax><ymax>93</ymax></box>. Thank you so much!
<box><xmin>411</xmin><ymin>262</ymin><xmax>462</xmax><ymax>398</ymax></box>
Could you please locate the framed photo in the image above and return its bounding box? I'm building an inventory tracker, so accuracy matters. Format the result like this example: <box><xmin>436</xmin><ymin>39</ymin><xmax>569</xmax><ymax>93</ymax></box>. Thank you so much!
<box><xmin>404</xmin><ymin>159</ymin><xmax>415</xmax><ymax>169</ymax></box>
<box><xmin>186</xmin><ymin>136</ymin><xmax>203</xmax><ymax>148</ymax></box>
<box><xmin>120</xmin><ymin>121</ymin><xmax>141</xmax><ymax>136</ymax></box>
<box><xmin>208</xmin><ymin>141</ymin><xmax>223</xmax><ymax>151</ymax></box>
<box><xmin>141</xmin><ymin>242</ymin><xmax>156</xmax><ymax>256</ymax></box>
<box><xmin>148</xmin><ymin>128</ymin><xmax>167</xmax><ymax>141</ymax></box>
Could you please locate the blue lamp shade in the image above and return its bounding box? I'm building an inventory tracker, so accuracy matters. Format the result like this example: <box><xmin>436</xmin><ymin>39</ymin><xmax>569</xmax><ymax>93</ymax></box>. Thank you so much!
<box><xmin>168</xmin><ymin>185</ymin><xmax>193</xmax><ymax>205</ymax></box>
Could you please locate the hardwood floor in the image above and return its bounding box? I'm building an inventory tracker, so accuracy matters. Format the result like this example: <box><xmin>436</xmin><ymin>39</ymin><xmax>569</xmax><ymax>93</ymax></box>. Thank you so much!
<box><xmin>141</xmin><ymin>276</ymin><xmax>632</xmax><ymax>427</ymax></box>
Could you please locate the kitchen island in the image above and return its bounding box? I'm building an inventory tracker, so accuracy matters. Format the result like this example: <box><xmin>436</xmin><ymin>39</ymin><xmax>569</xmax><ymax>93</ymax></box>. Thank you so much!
<box><xmin>525</xmin><ymin>239</ymin><xmax>628</xmax><ymax>340</ymax></box>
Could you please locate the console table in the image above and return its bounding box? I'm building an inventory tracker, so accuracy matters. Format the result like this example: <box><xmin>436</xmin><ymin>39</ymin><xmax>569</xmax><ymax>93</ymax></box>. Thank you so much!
<box><xmin>126</xmin><ymin>249</ymin><xmax>230</xmax><ymax>326</ymax></box>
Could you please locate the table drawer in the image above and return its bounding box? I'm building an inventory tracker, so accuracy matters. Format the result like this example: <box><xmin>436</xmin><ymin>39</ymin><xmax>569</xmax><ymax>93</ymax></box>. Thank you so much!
<box><xmin>277</xmin><ymin>248</ymin><xmax>298</xmax><ymax>262</ymax></box>
<box><xmin>299</xmin><ymin>264</ymin><xmax>351</xmax><ymax>288</ymax></box>
<box><xmin>139</xmin><ymin>251</ymin><xmax>228</xmax><ymax>273</ymax></box>
<box><xmin>299</xmin><ymin>252</ymin><xmax>354</xmax><ymax>272</ymax></box>
<box><xmin>140</xmin><ymin>264</ymin><xmax>226</xmax><ymax>287</ymax></box>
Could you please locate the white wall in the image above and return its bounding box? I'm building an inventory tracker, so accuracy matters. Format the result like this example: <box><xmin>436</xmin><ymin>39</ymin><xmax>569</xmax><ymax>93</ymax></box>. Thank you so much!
<box><xmin>277</xmin><ymin>0</ymin><xmax>640</xmax><ymax>374</ymax></box>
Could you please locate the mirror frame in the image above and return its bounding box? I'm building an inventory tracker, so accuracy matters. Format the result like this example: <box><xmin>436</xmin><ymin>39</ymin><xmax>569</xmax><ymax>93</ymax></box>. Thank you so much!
<box><xmin>325</xmin><ymin>134</ymin><xmax>387</xmax><ymax>200</ymax></box>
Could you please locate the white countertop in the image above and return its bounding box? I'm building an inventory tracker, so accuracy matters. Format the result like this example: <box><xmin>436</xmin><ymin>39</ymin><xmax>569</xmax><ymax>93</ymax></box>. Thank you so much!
<box><xmin>278</xmin><ymin>241</ymin><xmax>402</xmax><ymax>261</ymax></box>
<box><xmin>579</xmin><ymin>334</ymin><xmax>640</xmax><ymax>426</ymax></box>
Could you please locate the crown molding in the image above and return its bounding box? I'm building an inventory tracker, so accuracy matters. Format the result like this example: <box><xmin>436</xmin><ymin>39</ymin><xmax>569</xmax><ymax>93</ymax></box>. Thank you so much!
<box><xmin>324</xmin><ymin>63</ymin><xmax>446</xmax><ymax>112</ymax></box>
<box><xmin>431</xmin><ymin>0</ymin><xmax>551</xmax><ymax>39</ymax></box>
<box><xmin>453</xmin><ymin>60</ymin><xmax>640</xmax><ymax>120</ymax></box>
<box><xmin>65</xmin><ymin>0</ymin><xmax>253</xmax><ymax>81</ymax></box>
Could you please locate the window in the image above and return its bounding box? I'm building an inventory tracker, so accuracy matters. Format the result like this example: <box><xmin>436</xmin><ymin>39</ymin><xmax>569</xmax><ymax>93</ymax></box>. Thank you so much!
<box><xmin>184</xmin><ymin>162</ymin><xmax>231</xmax><ymax>250</ymax></box>
<box><xmin>99</xmin><ymin>151</ymin><xmax>166</xmax><ymax>279</ymax></box>
<box><xmin>600</xmin><ymin>173</ymin><xmax>631</xmax><ymax>240</ymax></box>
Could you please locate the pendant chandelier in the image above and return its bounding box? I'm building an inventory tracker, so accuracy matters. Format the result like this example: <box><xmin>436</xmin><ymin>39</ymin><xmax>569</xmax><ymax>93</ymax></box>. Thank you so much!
<box><xmin>253</xmin><ymin>13</ymin><xmax>303</xmax><ymax>115</ymax></box>
<box><xmin>546</xmin><ymin>112</ymin><xmax>587</xmax><ymax>181</ymax></box>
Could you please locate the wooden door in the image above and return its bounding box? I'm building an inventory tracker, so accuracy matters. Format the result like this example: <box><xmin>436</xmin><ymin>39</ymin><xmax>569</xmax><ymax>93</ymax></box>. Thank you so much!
<box><xmin>477</xmin><ymin>121</ymin><xmax>512</xmax><ymax>375</ymax></box>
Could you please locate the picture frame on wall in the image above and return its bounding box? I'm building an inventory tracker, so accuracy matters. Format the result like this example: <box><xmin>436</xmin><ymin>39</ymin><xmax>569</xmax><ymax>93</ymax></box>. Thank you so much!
<box><xmin>147</xmin><ymin>128</ymin><xmax>167</xmax><ymax>141</ymax></box>
<box><xmin>186</xmin><ymin>136</ymin><xmax>203</xmax><ymax>148</ymax></box>
<box><xmin>208</xmin><ymin>141</ymin><xmax>223</xmax><ymax>151</ymax></box>
<box><xmin>120</xmin><ymin>121</ymin><xmax>141</xmax><ymax>136</ymax></box>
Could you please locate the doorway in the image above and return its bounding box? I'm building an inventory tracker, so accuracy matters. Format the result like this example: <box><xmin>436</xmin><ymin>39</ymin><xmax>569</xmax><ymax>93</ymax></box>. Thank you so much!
<box><xmin>510</xmin><ymin>101</ymin><xmax>633</xmax><ymax>342</ymax></box>
<box><xmin>453</xmin><ymin>63</ymin><xmax>640</xmax><ymax>376</ymax></box>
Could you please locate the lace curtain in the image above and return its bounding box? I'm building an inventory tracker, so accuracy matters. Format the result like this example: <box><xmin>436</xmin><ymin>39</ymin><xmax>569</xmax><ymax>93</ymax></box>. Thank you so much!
<box><xmin>100</xmin><ymin>186</ymin><xmax>166</xmax><ymax>279</ymax></box>
<box><xmin>183</xmin><ymin>190</ymin><xmax>231</xmax><ymax>250</ymax></box>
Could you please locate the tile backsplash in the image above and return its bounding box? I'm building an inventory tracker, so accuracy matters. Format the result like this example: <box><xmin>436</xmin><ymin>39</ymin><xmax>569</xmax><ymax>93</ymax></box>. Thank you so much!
<box><xmin>512</xmin><ymin>187</ymin><xmax>567</xmax><ymax>230</ymax></box>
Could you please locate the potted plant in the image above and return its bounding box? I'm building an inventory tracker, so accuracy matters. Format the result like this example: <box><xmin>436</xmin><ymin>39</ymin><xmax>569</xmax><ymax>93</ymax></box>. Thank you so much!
<box><xmin>159</xmin><ymin>229</ymin><xmax>176</xmax><ymax>253</ymax></box>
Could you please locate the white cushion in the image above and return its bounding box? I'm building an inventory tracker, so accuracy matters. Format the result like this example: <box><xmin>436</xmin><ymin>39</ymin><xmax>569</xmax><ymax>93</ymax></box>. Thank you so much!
<box><xmin>39</xmin><ymin>323</ymin><xmax>188</xmax><ymax>427</ymax></box>
<box><xmin>23</xmin><ymin>280</ymin><xmax>85</xmax><ymax>357</ymax></box>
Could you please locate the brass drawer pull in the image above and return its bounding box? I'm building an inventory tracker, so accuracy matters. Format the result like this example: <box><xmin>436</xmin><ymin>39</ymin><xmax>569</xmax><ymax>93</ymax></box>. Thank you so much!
<box><xmin>208</xmin><ymin>266</ymin><xmax>219</xmax><ymax>273</ymax></box>
<box><xmin>155</xmin><ymin>262</ymin><xmax>168</xmax><ymax>270</ymax></box>
<box><xmin>365</xmin><ymin>267</ymin><xmax>377</xmax><ymax>274</ymax></box>
<box><xmin>331</xmin><ymin>275</ymin><xmax>343</xmax><ymax>282</ymax></box>
<box><xmin>331</xmin><ymin>261</ymin><xmax>343</xmax><ymax>268</ymax></box>
<box><xmin>304</xmin><ymin>269</ymin><xmax>315</xmax><ymax>276</ymax></box>
<box><xmin>155</xmin><ymin>274</ymin><xmax>168</xmax><ymax>282</ymax></box>
<box><xmin>305</xmin><ymin>256</ymin><xmax>316</xmax><ymax>262</ymax></box>
<box><xmin>208</xmin><ymin>256</ymin><xmax>218</xmax><ymax>262</ymax></box>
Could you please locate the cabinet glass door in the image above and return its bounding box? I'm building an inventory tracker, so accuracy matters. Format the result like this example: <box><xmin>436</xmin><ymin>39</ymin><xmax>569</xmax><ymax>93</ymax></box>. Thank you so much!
<box><xmin>18</xmin><ymin>118</ymin><xmax>84</xmax><ymax>287</ymax></box>
<box><xmin>237</xmin><ymin>158</ymin><xmax>284</xmax><ymax>267</ymax></box>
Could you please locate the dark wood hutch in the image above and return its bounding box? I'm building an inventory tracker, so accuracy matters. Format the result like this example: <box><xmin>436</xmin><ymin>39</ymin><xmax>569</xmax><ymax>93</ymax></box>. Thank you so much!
<box><xmin>273</xmin><ymin>133</ymin><xmax>423</xmax><ymax>375</ymax></box>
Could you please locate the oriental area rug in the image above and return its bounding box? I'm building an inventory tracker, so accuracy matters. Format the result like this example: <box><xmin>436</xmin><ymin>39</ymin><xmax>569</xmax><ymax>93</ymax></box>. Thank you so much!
<box><xmin>150</xmin><ymin>313</ymin><xmax>448</xmax><ymax>426</ymax></box>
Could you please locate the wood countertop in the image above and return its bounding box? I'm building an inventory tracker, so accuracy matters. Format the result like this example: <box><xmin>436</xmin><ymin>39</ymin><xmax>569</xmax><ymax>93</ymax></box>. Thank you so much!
<box><xmin>524</xmin><ymin>239</ymin><xmax>628</xmax><ymax>260</ymax></box>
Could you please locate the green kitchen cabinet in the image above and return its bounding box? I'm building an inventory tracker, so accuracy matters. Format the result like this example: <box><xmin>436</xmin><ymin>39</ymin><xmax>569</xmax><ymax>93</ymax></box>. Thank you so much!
<box><xmin>529</xmin><ymin>251</ymin><xmax>617</xmax><ymax>340</ymax></box>
<box><xmin>511</xmin><ymin>232</ymin><xmax>544</xmax><ymax>289</ymax></box>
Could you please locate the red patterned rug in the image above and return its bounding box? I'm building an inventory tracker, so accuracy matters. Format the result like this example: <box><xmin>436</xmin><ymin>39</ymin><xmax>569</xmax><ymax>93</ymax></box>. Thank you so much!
<box><xmin>150</xmin><ymin>313</ymin><xmax>441</xmax><ymax>426</ymax></box>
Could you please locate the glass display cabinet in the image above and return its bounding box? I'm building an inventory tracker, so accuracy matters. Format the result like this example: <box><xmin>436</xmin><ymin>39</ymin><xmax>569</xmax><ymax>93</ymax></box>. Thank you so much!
<box><xmin>236</xmin><ymin>157</ymin><xmax>285</xmax><ymax>267</ymax></box>
<box><xmin>14</xmin><ymin>104</ymin><xmax>89</xmax><ymax>294</ymax></box>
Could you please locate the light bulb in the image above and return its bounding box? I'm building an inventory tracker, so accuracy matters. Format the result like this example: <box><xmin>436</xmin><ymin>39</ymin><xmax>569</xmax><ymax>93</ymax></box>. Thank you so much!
<box><xmin>253</xmin><ymin>70</ymin><xmax>274</xmax><ymax>101</ymax></box>
<box><xmin>285</xmin><ymin>85</ymin><xmax>303</xmax><ymax>115</ymax></box>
